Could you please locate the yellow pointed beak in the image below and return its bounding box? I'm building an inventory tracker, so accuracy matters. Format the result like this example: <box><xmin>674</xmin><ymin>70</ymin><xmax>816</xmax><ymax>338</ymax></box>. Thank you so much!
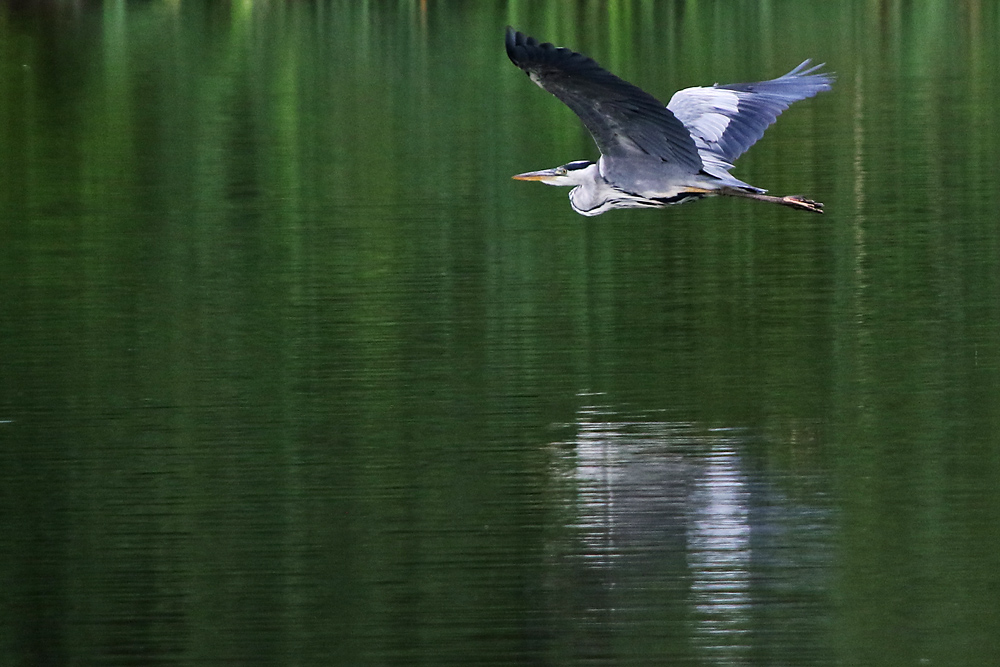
<box><xmin>512</xmin><ymin>168</ymin><xmax>561</xmax><ymax>181</ymax></box>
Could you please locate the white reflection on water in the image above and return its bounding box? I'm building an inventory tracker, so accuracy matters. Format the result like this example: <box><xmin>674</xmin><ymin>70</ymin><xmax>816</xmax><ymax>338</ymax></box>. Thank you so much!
<box><xmin>570</xmin><ymin>403</ymin><xmax>699</xmax><ymax>569</ymax></box>
<box><xmin>687</xmin><ymin>443</ymin><xmax>752</xmax><ymax>663</ymax></box>
<box><xmin>554</xmin><ymin>398</ymin><xmax>831</xmax><ymax>664</ymax></box>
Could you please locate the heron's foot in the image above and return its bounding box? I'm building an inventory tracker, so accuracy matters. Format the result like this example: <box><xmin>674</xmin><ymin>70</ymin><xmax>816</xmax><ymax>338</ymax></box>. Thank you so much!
<box><xmin>781</xmin><ymin>196</ymin><xmax>824</xmax><ymax>214</ymax></box>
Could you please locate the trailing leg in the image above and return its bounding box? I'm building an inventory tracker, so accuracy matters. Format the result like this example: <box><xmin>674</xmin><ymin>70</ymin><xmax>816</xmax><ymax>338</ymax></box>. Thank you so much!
<box><xmin>718</xmin><ymin>186</ymin><xmax>824</xmax><ymax>214</ymax></box>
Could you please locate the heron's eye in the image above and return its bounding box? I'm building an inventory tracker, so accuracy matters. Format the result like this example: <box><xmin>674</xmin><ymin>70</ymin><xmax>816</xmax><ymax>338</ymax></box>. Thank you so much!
<box><xmin>557</xmin><ymin>168</ymin><xmax>568</xmax><ymax>175</ymax></box>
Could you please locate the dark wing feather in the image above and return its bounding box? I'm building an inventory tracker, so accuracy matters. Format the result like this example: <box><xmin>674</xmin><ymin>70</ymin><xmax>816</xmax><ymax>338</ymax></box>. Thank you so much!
<box><xmin>505</xmin><ymin>27</ymin><xmax>701</xmax><ymax>171</ymax></box>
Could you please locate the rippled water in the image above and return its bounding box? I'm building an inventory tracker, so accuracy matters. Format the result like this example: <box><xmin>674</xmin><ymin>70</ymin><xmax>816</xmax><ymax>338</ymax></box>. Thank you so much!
<box><xmin>2</xmin><ymin>1</ymin><xmax>999</xmax><ymax>665</ymax></box>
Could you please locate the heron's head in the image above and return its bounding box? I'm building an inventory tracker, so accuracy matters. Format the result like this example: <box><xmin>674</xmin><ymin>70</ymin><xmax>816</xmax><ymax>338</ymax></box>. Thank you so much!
<box><xmin>512</xmin><ymin>160</ymin><xmax>595</xmax><ymax>186</ymax></box>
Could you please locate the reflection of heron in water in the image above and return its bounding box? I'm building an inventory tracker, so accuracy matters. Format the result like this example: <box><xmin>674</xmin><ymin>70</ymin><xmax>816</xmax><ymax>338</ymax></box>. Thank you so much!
<box><xmin>506</xmin><ymin>27</ymin><xmax>833</xmax><ymax>215</ymax></box>
<box><xmin>567</xmin><ymin>408</ymin><xmax>750</xmax><ymax>573</ymax></box>
<box><xmin>551</xmin><ymin>402</ymin><xmax>833</xmax><ymax>662</ymax></box>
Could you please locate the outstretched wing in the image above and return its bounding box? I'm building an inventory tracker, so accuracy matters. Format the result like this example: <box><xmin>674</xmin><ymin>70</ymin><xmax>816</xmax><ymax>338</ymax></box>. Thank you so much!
<box><xmin>667</xmin><ymin>60</ymin><xmax>833</xmax><ymax>164</ymax></box>
<box><xmin>505</xmin><ymin>27</ymin><xmax>701</xmax><ymax>172</ymax></box>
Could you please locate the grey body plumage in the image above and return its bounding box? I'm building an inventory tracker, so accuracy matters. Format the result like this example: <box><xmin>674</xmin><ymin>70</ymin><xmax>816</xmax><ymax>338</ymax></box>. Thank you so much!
<box><xmin>506</xmin><ymin>27</ymin><xmax>833</xmax><ymax>215</ymax></box>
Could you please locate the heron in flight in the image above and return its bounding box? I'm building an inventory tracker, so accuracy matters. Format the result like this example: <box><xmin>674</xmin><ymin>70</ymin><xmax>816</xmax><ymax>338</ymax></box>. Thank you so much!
<box><xmin>506</xmin><ymin>27</ymin><xmax>833</xmax><ymax>216</ymax></box>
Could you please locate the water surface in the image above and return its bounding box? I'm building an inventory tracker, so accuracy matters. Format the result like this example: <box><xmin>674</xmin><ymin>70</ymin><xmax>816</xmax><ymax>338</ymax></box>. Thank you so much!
<box><xmin>2</xmin><ymin>1</ymin><xmax>999</xmax><ymax>665</ymax></box>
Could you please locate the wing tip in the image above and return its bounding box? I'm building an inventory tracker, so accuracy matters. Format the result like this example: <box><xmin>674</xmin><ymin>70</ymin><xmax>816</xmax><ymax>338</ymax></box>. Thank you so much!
<box><xmin>785</xmin><ymin>59</ymin><xmax>836</xmax><ymax>88</ymax></box>
<box><xmin>504</xmin><ymin>26</ymin><xmax>520</xmax><ymax>65</ymax></box>
<box><xmin>506</xmin><ymin>27</ymin><xmax>546</xmax><ymax>68</ymax></box>
<box><xmin>507</xmin><ymin>27</ymin><xmax>571</xmax><ymax>69</ymax></box>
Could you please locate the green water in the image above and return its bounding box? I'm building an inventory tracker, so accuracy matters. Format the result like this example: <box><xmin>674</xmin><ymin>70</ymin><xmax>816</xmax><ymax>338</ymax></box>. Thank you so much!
<box><xmin>2</xmin><ymin>1</ymin><xmax>999</xmax><ymax>664</ymax></box>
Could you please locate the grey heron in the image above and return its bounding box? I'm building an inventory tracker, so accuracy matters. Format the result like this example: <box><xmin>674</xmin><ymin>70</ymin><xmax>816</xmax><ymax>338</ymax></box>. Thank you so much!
<box><xmin>505</xmin><ymin>27</ymin><xmax>833</xmax><ymax>216</ymax></box>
